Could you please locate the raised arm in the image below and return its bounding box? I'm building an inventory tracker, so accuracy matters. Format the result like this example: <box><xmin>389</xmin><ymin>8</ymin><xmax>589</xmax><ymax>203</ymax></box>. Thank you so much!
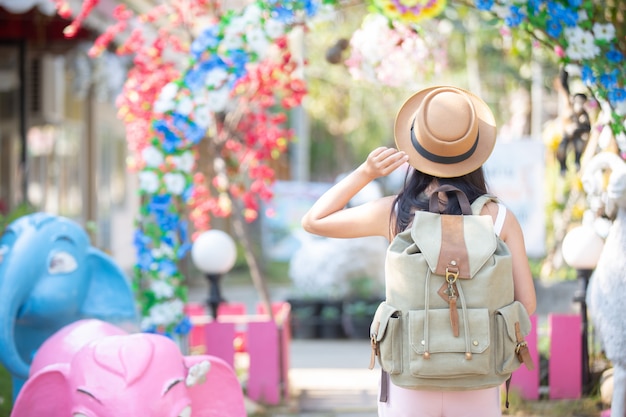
<box><xmin>301</xmin><ymin>147</ymin><xmax>408</xmax><ymax>240</ymax></box>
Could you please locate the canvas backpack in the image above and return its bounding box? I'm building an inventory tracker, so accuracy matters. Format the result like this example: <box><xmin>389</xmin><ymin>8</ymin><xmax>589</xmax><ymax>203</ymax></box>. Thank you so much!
<box><xmin>369</xmin><ymin>185</ymin><xmax>534</xmax><ymax>401</ymax></box>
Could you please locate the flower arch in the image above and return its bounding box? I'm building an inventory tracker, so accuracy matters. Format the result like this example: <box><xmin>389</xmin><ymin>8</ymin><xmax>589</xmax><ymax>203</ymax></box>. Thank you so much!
<box><xmin>57</xmin><ymin>0</ymin><xmax>624</xmax><ymax>335</ymax></box>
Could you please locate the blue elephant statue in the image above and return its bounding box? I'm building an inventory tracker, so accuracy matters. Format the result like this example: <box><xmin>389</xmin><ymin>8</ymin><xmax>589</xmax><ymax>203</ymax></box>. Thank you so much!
<box><xmin>0</xmin><ymin>212</ymin><xmax>139</xmax><ymax>399</ymax></box>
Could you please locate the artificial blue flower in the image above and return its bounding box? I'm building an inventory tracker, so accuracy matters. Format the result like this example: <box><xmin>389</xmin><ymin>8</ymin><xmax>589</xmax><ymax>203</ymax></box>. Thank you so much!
<box><xmin>134</xmin><ymin>229</ymin><xmax>151</xmax><ymax>248</ymax></box>
<box><xmin>175</xmin><ymin>316</ymin><xmax>193</xmax><ymax>335</ymax></box>
<box><xmin>159</xmin><ymin>258</ymin><xmax>179</xmax><ymax>276</ymax></box>
<box><xmin>226</xmin><ymin>49</ymin><xmax>250</xmax><ymax>79</ymax></box>
<box><xmin>606</xmin><ymin>48</ymin><xmax>624</xmax><ymax>63</ymax></box>
<box><xmin>143</xmin><ymin>324</ymin><xmax>158</xmax><ymax>333</ymax></box>
<box><xmin>156</xmin><ymin>212</ymin><xmax>180</xmax><ymax>234</ymax></box>
<box><xmin>546</xmin><ymin>18</ymin><xmax>562</xmax><ymax>38</ymax></box>
<box><xmin>191</xmin><ymin>25</ymin><xmax>221</xmax><ymax>60</ymax></box>
<box><xmin>271</xmin><ymin>5</ymin><xmax>297</xmax><ymax>23</ymax></box>
<box><xmin>149</xmin><ymin>194</ymin><xmax>173</xmax><ymax>214</ymax></box>
<box><xmin>173</xmin><ymin>113</ymin><xmax>206</xmax><ymax>144</ymax></box>
<box><xmin>505</xmin><ymin>5</ymin><xmax>525</xmax><ymax>27</ymax></box>
<box><xmin>178</xmin><ymin>242</ymin><xmax>192</xmax><ymax>259</ymax></box>
<box><xmin>608</xmin><ymin>88</ymin><xmax>626</xmax><ymax>105</ymax></box>
<box><xmin>600</xmin><ymin>70</ymin><xmax>619</xmax><ymax>89</ymax></box>
<box><xmin>568</xmin><ymin>0</ymin><xmax>582</xmax><ymax>8</ymax></box>
<box><xmin>303</xmin><ymin>0</ymin><xmax>318</xmax><ymax>16</ymax></box>
<box><xmin>526</xmin><ymin>0</ymin><xmax>543</xmax><ymax>15</ymax></box>
<box><xmin>138</xmin><ymin>252</ymin><xmax>154</xmax><ymax>271</ymax></box>
<box><xmin>547</xmin><ymin>1</ymin><xmax>578</xmax><ymax>27</ymax></box>
<box><xmin>198</xmin><ymin>54</ymin><xmax>228</xmax><ymax>74</ymax></box>
<box><xmin>182</xmin><ymin>185</ymin><xmax>193</xmax><ymax>203</ymax></box>
<box><xmin>581</xmin><ymin>65</ymin><xmax>596</xmax><ymax>85</ymax></box>
<box><xmin>475</xmin><ymin>0</ymin><xmax>494</xmax><ymax>10</ymax></box>
<box><xmin>153</xmin><ymin>120</ymin><xmax>183</xmax><ymax>153</ymax></box>
<box><xmin>185</xmin><ymin>67</ymin><xmax>207</xmax><ymax>92</ymax></box>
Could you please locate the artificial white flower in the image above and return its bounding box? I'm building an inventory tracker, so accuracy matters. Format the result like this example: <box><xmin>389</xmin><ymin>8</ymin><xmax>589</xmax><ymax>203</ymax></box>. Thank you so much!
<box><xmin>139</xmin><ymin>171</ymin><xmax>160</xmax><ymax>193</ymax></box>
<box><xmin>577</xmin><ymin>10</ymin><xmax>588</xmax><ymax>22</ymax></box>
<box><xmin>242</xmin><ymin>3</ymin><xmax>263</xmax><ymax>25</ymax></box>
<box><xmin>150</xmin><ymin>279</ymin><xmax>175</xmax><ymax>298</ymax></box>
<box><xmin>264</xmin><ymin>19</ymin><xmax>285</xmax><ymax>39</ymax></box>
<box><xmin>177</xmin><ymin>97</ymin><xmax>194</xmax><ymax>116</ymax></box>
<box><xmin>247</xmin><ymin>27</ymin><xmax>270</xmax><ymax>56</ymax></box>
<box><xmin>205</xmin><ymin>67</ymin><xmax>229</xmax><ymax>89</ymax></box>
<box><xmin>186</xmin><ymin>361</ymin><xmax>211</xmax><ymax>387</ymax></box>
<box><xmin>140</xmin><ymin>316</ymin><xmax>154</xmax><ymax>331</ymax></box>
<box><xmin>593</xmin><ymin>22</ymin><xmax>615</xmax><ymax>42</ymax></box>
<box><xmin>151</xmin><ymin>247</ymin><xmax>164</xmax><ymax>258</ymax></box>
<box><xmin>565</xmin><ymin>27</ymin><xmax>599</xmax><ymax>60</ymax></box>
<box><xmin>226</xmin><ymin>16</ymin><xmax>247</xmax><ymax>35</ymax></box>
<box><xmin>153</xmin><ymin>82</ymin><xmax>179</xmax><ymax>113</ymax></box>
<box><xmin>613</xmin><ymin>98</ymin><xmax>626</xmax><ymax>117</ymax></box>
<box><xmin>142</xmin><ymin>146</ymin><xmax>164</xmax><ymax>168</ymax></box>
<box><xmin>222</xmin><ymin>17</ymin><xmax>247</xmax><ymax>50</ymax></box>
<box><xmin>194</xmin><ymin>104</ymin><xmax>213</xmax><ymax>129</ymax></box>
<box><xmin>207</xmin><ymin>86</ymin><xmax>231</xmax><ymax>113</ymax></box>
<box><xmin>172</xmin><ymin>151</ymin><xmax>195</xmax><ymax>173</ymax></box>
<box><xmin>148</xmin><ymin>299</ymin><xmax>185</xmax><ymax>326</ymax></box>
<box><xmin>163</xmin><ymin>172</ymin><xmax>187</xmax><ymax>195</ymax></box>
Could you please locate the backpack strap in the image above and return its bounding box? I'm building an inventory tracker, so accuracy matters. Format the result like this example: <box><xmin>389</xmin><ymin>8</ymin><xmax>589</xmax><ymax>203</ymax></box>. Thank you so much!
<box><xmin>493</xmin><ymin>203</ymin><xmax>507</xmax><ymax>237</ymax></box>
<box><xmin>469</xmin><ymin>194</ymin><xmax>498</xmax><ymax>215</ymax></box>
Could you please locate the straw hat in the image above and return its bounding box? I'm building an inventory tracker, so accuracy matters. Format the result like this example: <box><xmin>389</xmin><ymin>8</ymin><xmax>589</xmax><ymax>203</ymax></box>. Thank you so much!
<box><xmin>394</xmin><ymin>85</ymin><xmax>497</xmax><ymax>178</ymax></box>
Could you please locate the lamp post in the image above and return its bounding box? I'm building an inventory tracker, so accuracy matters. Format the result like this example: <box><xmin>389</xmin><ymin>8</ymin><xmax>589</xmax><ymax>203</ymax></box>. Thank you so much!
<box><xmin>191</xmin><ymin>230</ymin><xmax>237</xmax><ymax>320</ymax></box>
<box><xmin>562</xmin><ymin>224</ymin><xmax>604</xmax><ymax>394</ymax></box>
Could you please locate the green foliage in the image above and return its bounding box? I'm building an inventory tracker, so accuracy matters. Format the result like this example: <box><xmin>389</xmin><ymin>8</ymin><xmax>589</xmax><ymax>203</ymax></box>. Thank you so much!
<box><xmin>0</xmin><ymin>203</ymin><xmax>36</xmax><ymax>235</ymax></box>
<box><xmin>0</xmin><ymin>364</ymin><xmax>12</xmax><ymax>417</ymax></box>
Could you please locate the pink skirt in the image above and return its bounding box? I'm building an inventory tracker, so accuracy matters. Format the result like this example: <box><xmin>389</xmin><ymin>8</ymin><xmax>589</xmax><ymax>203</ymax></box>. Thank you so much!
<box><xmin>378</xmin><ymin>374</ymin><xmax>502</xmax><ymax>417</ymax></box>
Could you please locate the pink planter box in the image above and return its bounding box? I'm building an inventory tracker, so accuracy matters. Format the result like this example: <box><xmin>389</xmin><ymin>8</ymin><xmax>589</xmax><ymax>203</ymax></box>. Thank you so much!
<box><xmin>185</xmin><ymin>302</ymin><xmax>291</xmax><ymax>405</ymax></box>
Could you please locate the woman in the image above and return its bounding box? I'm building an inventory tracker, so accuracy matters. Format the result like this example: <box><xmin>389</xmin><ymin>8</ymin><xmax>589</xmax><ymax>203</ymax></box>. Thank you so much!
<box><xmin>301</xmin><ymin>85</ymin><xmax>536</xmax><ymax>417</ymax></box>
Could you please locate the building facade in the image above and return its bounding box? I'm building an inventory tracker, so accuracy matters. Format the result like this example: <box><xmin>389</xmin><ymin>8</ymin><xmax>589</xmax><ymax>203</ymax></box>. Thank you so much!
<box><xmin>0</xmin><ymin>0</ymin><xmax>137</xmax><ymax>269</ymax></box>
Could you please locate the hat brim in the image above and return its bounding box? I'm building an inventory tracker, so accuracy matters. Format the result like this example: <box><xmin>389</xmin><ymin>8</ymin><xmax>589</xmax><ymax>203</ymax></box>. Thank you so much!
<box><xmin>394</xmin><ymin>86</ymin><xmax>497</xmax><ymax>178</ymax></box>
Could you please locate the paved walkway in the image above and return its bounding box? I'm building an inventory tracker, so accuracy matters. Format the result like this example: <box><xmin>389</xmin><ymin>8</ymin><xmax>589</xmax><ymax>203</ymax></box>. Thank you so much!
<box><xmin>187</xmin><ymin>280</ymin><xmax>584</xmax><ymax>416</ymax></box>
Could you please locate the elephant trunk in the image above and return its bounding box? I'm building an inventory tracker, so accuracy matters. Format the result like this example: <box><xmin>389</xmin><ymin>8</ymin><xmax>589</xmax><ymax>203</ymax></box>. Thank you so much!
<box><xmin>0</xmin><ymin>300</ymin><xmax>30</xmax><ymax>380</ymax></box>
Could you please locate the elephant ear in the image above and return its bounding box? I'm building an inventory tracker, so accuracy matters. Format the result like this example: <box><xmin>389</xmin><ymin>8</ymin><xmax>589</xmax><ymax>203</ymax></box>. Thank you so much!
<box><xmin>11</xmin><ymin>364</ymin><xmax>71</xmax><ymax>417</ymax></box>
<box><xmin>80</xmin><ymin>247</ymin><xmax>138</xmax><ymax>324</ymax></box>
<box><xmin>184</xmin><ymin>355</ymin><xmax>246</xmax><ymax>417</ymax></box>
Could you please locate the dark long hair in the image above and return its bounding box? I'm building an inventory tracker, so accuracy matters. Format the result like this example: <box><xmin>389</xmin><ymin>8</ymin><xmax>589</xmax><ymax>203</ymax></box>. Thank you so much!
<box><xmin>391</xmin><ymin>167</ymin><xmax>489</xmax><ymax>236</ymax></box>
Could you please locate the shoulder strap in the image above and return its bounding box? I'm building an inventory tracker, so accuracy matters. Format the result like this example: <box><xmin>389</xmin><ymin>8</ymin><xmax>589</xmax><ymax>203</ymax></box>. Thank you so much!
<box><xmin>470</xmin><ymin>194</ymin><xmax>498</xmax><ymax>215</ymax></box>
<box><xmin>470</xmin><ymin>195</ymin><xmax>507</xmax><ymax>236</ymax></box>
<box><xmin>493</xmin><ymin>203</ymin><xmax>507</xmax><ymax>237</ymax></box>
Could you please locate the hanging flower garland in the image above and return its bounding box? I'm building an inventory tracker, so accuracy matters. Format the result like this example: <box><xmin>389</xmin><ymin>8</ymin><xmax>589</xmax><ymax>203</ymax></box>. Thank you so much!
<box><xmin>56</xmin><ymin>0</ymin><xmax>332</xmax><ymax>336</ymax></box>
<box><xmin>345</xmin><ymin>13</ymin><xmax>448</xmax><ymax>88</ymax></box>
<box><xmin>134</xmin><ymin>0</ymin><xmax>323</xmax><ymax>335</ymax></box>
<box><xmin>470</xmin><ymin>0</ymin><xmax>626</xmax><ymax>156</ymax></box>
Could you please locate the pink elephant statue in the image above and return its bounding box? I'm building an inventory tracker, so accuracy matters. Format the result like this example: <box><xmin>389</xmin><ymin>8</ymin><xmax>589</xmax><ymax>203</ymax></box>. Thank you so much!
<box><xmin>11</xmin><ymin>319</ymin><xmax>246</xmax><ymax>417</ymax></box>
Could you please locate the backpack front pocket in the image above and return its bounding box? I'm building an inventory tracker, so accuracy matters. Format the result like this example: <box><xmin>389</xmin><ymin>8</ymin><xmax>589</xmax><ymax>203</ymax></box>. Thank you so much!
<box><xmin>371</xmin><ymin>302</ymin><xmax>403</xmax><ymax>375</ymax></box>
<box><xmin>408</xmin><ymin>308</ymin><xmax>490</xmax><ymax>377</ymax></box>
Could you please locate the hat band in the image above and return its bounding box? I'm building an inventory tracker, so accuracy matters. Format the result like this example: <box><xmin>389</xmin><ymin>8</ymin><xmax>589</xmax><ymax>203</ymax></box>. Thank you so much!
<box><xmin>410</xmin><ymin>118</ymin><xmax>479</xmax><ymax>165</ymax></box>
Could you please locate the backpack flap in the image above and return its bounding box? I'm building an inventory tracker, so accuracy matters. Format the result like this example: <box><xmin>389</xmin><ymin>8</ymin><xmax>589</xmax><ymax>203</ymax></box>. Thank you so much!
<box><xmin>411</xmin><ymin>211</ymin><xmax>497</xmax><ymax>279</ymax></box>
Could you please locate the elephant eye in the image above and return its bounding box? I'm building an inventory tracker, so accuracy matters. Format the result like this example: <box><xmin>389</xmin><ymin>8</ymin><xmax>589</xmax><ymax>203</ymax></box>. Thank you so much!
<box><xmin>73</xmin><ymin>414</ymin><xmax>89</xmax><ymax>417</ymax></box>
<box><xmin>177</xmin><ymin>406</ymin><xmax>191</xmax><ymax>417</ymax></box>
<box><xmin>49</xmin><ymin>251</ymin><xmax>78</xmax><ymax>274</ymax></box>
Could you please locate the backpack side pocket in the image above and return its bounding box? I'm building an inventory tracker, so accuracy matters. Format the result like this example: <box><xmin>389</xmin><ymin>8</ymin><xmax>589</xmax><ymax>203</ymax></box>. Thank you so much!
<box><xmin>494</xmin><ymin>301</ymin><xmax>532</xmax><ymax>375</ymax></box>
<box><xmin>370</xmin><ymin>302</ymin><xmax>402</xmax><ymax>375</ymax></box>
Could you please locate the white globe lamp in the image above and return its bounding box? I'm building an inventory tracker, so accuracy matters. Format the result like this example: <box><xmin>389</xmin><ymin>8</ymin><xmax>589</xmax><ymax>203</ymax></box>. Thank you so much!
<box><xmin>191</xmin><ymin>230</ymin><xmax>237</xmax><ymax>319</ymax></box>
